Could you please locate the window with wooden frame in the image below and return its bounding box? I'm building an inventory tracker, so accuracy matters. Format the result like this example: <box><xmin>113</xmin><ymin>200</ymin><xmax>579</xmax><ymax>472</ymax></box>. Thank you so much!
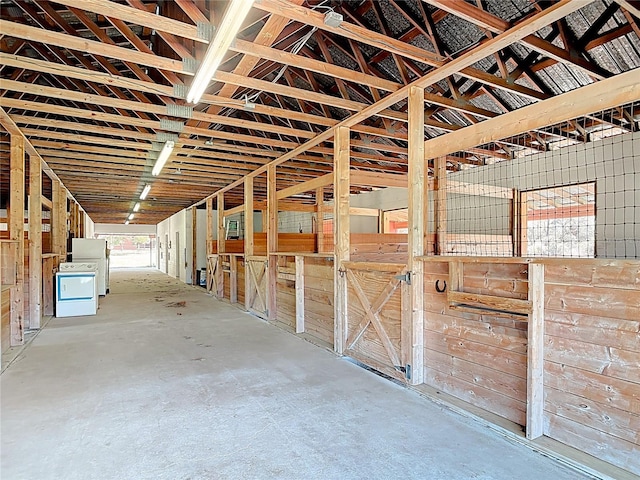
<box><xmin>523</xmin><ymin>182</ymin><xmax>596</xmax><ymax>258</ymax></box>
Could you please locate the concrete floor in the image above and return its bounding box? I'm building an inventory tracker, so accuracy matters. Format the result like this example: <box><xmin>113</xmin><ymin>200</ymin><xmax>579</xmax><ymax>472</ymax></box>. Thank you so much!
<box><xmin>1</xmin><ymin>269</ymin><xmax>587</xmax><ymax>480</ymax></box>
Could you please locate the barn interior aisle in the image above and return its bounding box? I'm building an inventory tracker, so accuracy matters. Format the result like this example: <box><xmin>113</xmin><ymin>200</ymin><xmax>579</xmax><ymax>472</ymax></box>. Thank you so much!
<box><xmin>1</xmin><ymin>269</ymin><xmax>583</xmax><ymax>480</ymax></box>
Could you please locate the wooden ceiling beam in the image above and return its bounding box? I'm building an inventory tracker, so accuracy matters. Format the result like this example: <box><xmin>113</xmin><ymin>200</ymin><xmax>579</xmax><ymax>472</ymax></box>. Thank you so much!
<box><xmin>50</xmin><ymin>0</ymin><xmax>204</xmax><ymax>43</ymax></box>
<box><xmin>0</xmin><ymin>20</ymin><xmax>188</xmax><ymax>74</ymax></box>
<box><xmin>194</xmin><ymin>0</ymin><xmax>595</xmax><ymax>205</ymax></box>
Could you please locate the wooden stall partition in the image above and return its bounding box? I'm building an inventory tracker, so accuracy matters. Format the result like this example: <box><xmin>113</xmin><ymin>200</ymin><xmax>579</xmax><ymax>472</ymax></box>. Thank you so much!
<box><xmin>41</xmin><ymin>254</ymin><xmax>60</xmax><ymax>316</ymax></box>
<box><xmin>254</xmin><ymin>233</ymin><xmax>316</xmax><ymax>254</ymax></box>
<box><xmin>302</xmin><ymin>256</ymin><xmax>335</xmax><ymax>346</ymax></box>
<box><xmin>542</xmin><ymin>258</ymin><xmax>640</xmax><ymax>475</ymax></box>
<box><xmin>350</xmin><ymin>233</ymin><xmax>408</xmax><ymax>263</ymax></box>
<box><xmin>236</xmin><ymin>257</ymin><xmax>245</xmax><ymax>306</ymax></box>
<box><xmin>422</xmin><ymin>258</ymin><xmax>530</xmax><ymax>426</ymax></box>
<box><xmin>275</xmin><ymin>256</ymin><xmax>297</xmax><ymax>331</ymax></box>
<box><xmin>271</xmin><ymin>254</ymin><xmax>335</xmax><ymax>347</ymax></box>
<box><xmin>217</xmin><ymin>253</ymin><xmax>243</xmax><ymax>305</ymax></box>
<box><xmin>1</xmin><ymin>240</ymin><xmax>19</xmax><ymax>357</ymax></box>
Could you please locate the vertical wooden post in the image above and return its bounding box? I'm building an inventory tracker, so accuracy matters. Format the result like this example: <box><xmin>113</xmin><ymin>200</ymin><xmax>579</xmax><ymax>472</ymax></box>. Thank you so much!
<box><xmin>266</xmin><ymin>164</ymin><xmax>278</xmax><ymax>321</ymax></box>
<box><xmin>9</xmin><ymin>134</ymin><xmax>25</xmax><ymax>345</ymax></box>
<box><xmin>511</xmin><ymin>189</ymin><xmax>519</xmax><ymax>257</ymax></box>
<box><xmin>434</xmin><ymin>156</ymin><xmax>447</xmax><ymax>255</ymax></box>
<box><xmin>520</xmin><ymin>191</ymin><xmax>528</xmax><ymax>256</ymax></box>
<box><xmin>52</xmin><ymin>180</ymin><xmax>68</xmax><ymax>259</ymax></box>
<box><xmin>230</xmin><ymin>255</ymin><xmax>238</xmax><ymax>303</ymax></box>
<box><xmin>190</xmin><ymin>207</ymin><xmax>197</xmax><ymax>285</ymax></box>
<box><xmin>333</xmin><ymin>126</ymin><xmax>350</xmax><ymax>354</ymax></box>
<box><xmin>526</xmin><ymin>262</ymin><xmax>545</xmax><ymax>439</ymax></box>
<box><xmin>216</xmin><ymin>193</ymin><xmax>225</xmax><ymax>299</ymax></box>
<box><xmin>29</xmin><ymin>153</ymin><xmax>42</xmax><ymax>329</ymax></box>
<box><xmin>79</xmin><ymin>210</ymin><xmax>85</xmax><ymax>238</ymax></box>
<box><xmin>315</xmin><ymin>187</ymin><xmax>324</xmax><ymax>253</ymax></box>
<box><xmin>244</xmin><ymin>176</ymin><xmax>254</xmax><ymax>311</ymax></box>
<box><xmin>295</xmin><ymin>255</ymin><xmax>305</xmax><ymax>333</ymax></box>
<box><xmin>217</xmin><ymin>193</ymin><xmax>225</xmax><ymax>254</ymax></box>
<box><xmin>406</xmin><ymin>86</ymin><xmax>425</xmax><ymax>385</ymax></box>
<box><xmin>206</xmin><ymin>197</ymin><xmax>213</xmax><ymax>255</ymax></box>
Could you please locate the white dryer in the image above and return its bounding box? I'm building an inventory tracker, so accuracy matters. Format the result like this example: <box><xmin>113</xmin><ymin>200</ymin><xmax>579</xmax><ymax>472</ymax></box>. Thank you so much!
<box><xmin>56</xmin><ymin>262</ymin><xmax>99</xmax><ymax>317</ymax></box>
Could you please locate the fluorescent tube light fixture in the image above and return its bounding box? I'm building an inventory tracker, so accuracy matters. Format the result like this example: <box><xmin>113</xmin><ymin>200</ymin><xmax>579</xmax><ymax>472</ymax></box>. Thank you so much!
<box><xmin>186</xmin><ymin>0</ymin><xmax>254</xmax><ymax>104</ymax></box>
<box><xmin>152</xmin><ymin>140</ymin><xmax>175</xmax><ymax>176</ymax></box>
<box><xmin>133</xmin><ymin>202</ymin><xmax>140</xmax><ymax>212</ymax></box>
<box><xmin>140</xmin><ymin>184</ymin><xmax>151</xmax><ymax>200</ymax></box>
<box><xmin>125</xmin><ymin>220</ymin><xmax>130</xmax><ymax>225</ymax></box>
<box><xmin>128</xmin><ymin>213</ymin><xmax>135</xmax><ymax>221</ymax></box>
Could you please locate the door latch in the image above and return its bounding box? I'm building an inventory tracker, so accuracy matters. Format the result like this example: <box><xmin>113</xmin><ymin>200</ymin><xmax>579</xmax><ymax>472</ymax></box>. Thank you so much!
<box><xmin>394</xmin><ymin>271</ymin><xmax>411</xmax><ymax>285</ymax></box>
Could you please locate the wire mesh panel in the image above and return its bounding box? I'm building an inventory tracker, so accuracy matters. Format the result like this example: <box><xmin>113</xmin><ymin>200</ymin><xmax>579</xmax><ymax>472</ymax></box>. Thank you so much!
<box><xmin>430</xmin><ymin>100</ymin><xmax>639</xmax><ymax>259</ymax></box>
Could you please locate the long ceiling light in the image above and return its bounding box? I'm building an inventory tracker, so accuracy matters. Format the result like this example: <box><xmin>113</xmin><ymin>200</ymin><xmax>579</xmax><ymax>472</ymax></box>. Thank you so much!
<box><xmin>151</xmin><ymin>140</ymin><xmax>175</xmax><ymax>176</ymax></box>
<box><xmin>128</xmin><ymin>213</ymin><xmax>135</xmax><ymax>221</ymax></box>
<box><xmin>133</xmin><ymin>202</ymin><xmax>140</xmax><ymax>212</ymax></box>
<box><xmin>140</xmin><ymin>184</ymin><xmax>151</xmax><ymax>200</ymax></box>
<box><xmin>186</xmin><ymin>0</ymin><xmax>254</xmax><ymax>104</ymax></box>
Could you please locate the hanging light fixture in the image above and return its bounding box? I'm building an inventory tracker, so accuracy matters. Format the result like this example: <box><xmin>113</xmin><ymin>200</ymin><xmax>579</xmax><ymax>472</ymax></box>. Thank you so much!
<box><xmin>133</xmin><ymin>202</ymin><xmax>141</xmax><ymax>212</ymax></box>
<box><xmin>140</xmin><ymin>184</ymin><xmax>151</xmax><ymax>200</ymax></box>
<box><xmin>186</xmin><ymin>0</ymin><xmax>255</xmax><ymax>104</ymax></box>
<box><xmin>128</xmin><ymin>213</ymin><xmax>135</xmax><ymax>221</ymax></box>
<box><xmin>152</xmin><ymin>140</ymin><xmax>175</xmax><ymax>176</ymax></box>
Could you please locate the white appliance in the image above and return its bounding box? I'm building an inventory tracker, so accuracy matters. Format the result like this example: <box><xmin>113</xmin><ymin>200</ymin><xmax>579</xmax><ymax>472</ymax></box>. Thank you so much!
<box><xmin>56</xmin><ymin>262</ymin><xmax>98</xmax><ymax>317</ymax></box>
<box><xmin>72</xmin><ymin>239</ymin><xmax>110</xmax><ymax>295</ymax></box>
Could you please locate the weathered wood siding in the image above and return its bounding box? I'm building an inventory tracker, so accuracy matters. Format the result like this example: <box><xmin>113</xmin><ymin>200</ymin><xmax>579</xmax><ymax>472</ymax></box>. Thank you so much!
<box><xmin>542</xmin><ymin>259</ymin><xmax>640</xmax><ymax>475</ymax></box>
<box><xmin>423</xmin><ymin>260</ymin><xmax>529</xmax><ymax>425</ymax></box>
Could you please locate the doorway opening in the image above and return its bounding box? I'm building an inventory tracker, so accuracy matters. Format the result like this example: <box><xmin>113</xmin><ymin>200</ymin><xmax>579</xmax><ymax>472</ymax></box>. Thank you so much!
<box><xmin>96</xmin><ymin>234</ymin><xmax>157</xmax><ymax>268</ymax></box>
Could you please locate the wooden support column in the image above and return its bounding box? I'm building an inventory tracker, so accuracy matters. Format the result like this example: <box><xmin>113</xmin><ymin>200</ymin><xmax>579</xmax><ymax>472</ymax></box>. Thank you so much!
<box><xmin>434</xmin><ymin>156</ymin><xmax>447</xmax><ymax>255</ymax></box>
<box><xmin>266</xmin><ymin>164</ymin><xmax>278</xmax><ymax>321</ymax></box>
<box><xmin>216</xmin><ymin>193</ymin><xmax>224</xmax><ymax>298</ymax></box>
<box><xmin>29</xmin><ymin>152</ymin><xmax>42</xmax><ymax>329</ymax></box>
<box><xmin>9</xmin><ymin>134</ymin><xmax>25</xmax><ymax>345</ymax></box>
<box><xmin>230</xmin><ymin>256</ymin><xmax>238</xmax><ymax>303</ymax></box>
<box><xmin>333</xmin><ymin>126</ymin><xmax>350</xmax><ymax>354</ymax></box>
<box><xmin>295</xmin><ymin>255</ymin><xmax>304</xmax><ymax>333</ymax></box>
<box><xmin>406</xmin><ymin>86</ymin><xmax>425</xmax><ymax>385</ymax></box>
<box><xmin>526</xmin><ymin>263</ymin><xmax>545</xmax><ymax>440</ymax></box>
<box><xmin>520</xmin><ymin>191</ymin><xmax>528</xmax><ymax>256</ymax></box>
<box><xmin>52</xmin><ymin>180</ymin><xmax>67</xmax><ymax>258</ymax></box>
<box><xmin>190</xmin><ymin>207</ymin><xmax>197</xmax><ymax>285</ymax></box>
<box><xmin>315</xmin><ymin>187</ymin><xmax>324</xmax><ymax>253</ymax></box>
<box><xmin>79</xmin><ymin>210</ymin><xmax>85</xmax><ymax>238</ymax></box>
<box><xmin>206</xmin><ymin>197</ymin><xmax>213</xmax><ymax>255</ymax></box>
<box><xmin>244</xmin><ymin>176</ymin><xmax>254</xmax><ymax>311</ymax></box>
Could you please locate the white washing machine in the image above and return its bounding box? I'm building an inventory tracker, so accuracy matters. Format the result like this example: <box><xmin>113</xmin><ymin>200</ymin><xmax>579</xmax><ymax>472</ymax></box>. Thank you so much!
<box><xmin>56</xmin><ymin>262</ymin><xmax>99</xmax><ymax>317</ymax></box>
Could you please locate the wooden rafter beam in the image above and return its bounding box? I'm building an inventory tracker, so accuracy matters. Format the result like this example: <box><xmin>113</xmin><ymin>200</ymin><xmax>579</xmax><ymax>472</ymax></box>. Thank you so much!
<box><xmin>193</xmin><ymin>0</ymin><xmax>593</xmax><ymax>206</ymax></box>
<box><xmin>424</xmin><ymin>0</ymin><xmax>611</xmax><ymax>80</ymax></box>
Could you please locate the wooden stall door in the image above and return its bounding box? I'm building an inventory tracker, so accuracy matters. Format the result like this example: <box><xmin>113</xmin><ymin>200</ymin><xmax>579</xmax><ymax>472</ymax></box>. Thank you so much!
<box><xmin>343</xmin><ymin>262</ymin><xmax>410</xmax><ymax>382</ymax></box>
<box><xmin>206</xmin><ymin>254</ymin><xmax>219</xmax><ymax>294</ymax></box>
<box><xmin>245</xmin><ymin>256</ymin><xmax>268</xmax><ymax>319</ymax></box>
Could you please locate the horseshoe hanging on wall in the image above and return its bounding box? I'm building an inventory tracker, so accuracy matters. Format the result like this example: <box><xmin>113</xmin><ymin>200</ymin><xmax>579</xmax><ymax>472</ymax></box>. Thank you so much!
<box><xmin>435</xmin><ymin>279</ymin><xmax>447</xmax><ymax>293</ymax></box>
